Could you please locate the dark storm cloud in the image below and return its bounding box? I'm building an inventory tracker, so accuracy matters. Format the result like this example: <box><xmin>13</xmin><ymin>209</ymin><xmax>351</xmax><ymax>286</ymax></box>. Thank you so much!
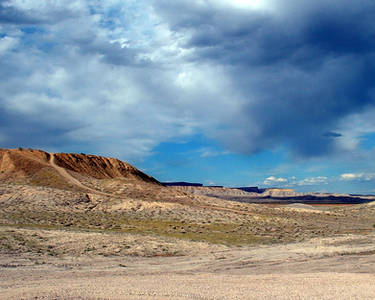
<box><xmin>152</xmin><ymin>0</ymin><xmax>375</xmax><ymax>157</ymax></box>
<box><xmin>0</xmin><ymin>3</ymin><xmax>36</xmax><ymax>24</ymax></box>
<box><xmin>0</xmin><ymin>105</ymin><xmax>81</xmax><ymax>149</ymax></box>
<box><xmin>0</xmin><ymin>0</ymin><xmax>81</xmax><ymax>25</ymax></box>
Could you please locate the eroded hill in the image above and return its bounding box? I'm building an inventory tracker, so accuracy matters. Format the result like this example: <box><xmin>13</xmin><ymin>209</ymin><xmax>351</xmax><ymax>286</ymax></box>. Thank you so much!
<box><xmin>0</xmin><ymin>148</ymin><xmax>158</xmax><ymax>188</ymax></box>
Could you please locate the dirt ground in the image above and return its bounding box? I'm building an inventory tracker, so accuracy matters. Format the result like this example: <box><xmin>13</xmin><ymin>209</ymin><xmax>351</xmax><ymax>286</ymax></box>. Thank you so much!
<box><xmin>1</xmin><ymin>232</ymin><xmax>375</xmax><ymax>300</ymax></box>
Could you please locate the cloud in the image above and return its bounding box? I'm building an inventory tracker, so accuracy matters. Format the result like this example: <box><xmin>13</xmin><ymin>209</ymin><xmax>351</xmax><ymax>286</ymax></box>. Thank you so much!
<box><xmin>205</xmin><ymin>180</ymin><xmax>216</xmax><ymax>186</ymax></box>
<box><xmin>263</xmin><ymin>175</ymin><xmax>329</xmax><ymax>187</ymax></box>
<box><xmin>341</xmin><ymin>173</ymin><xmax>362</xmax><ymax>180</ymax></box>
<box><xmin>297</xmin><ymin>176</ymin><xmax>328</xmax><ymax>186</ymax></box>
<box><xmin>0</xmin><ymin>35</ymin><xmax>17</xmax><ymax>54</ymax></box>
<box><xmin>340</xmin><ymin>173</ymin><xmax>375</xmax><ymax>181</ymax></box>
<box><xmin>0</xmin><ymin>0</ymin><xmax>200</xmax><ymax>159</ymax></box>
<box><xmin>153</xmin><ymin>0</ymin><xmax>375</xmax><ymax>158</ymax></box>
<box><xmin>0</xmin><ymin>0</ymin><xmax>86</xmax><ymax>25</ymax></box>
<box><xmin>0</xmin><ymin>0</ymin><xmax>375</xmax><ymax>164</ymax></box>
<box><xmin>264</xmin><ymin>176</ymin><xmax>288</xmax><ymax>185</ymax></box>
<box><xmin>198</xmin><ymin>147</ymin><xmax>230</xmax><ymax>158</ymax></box>
<box><xmin>336</xmin><ymin>107</ymin><xmax>375</xmax><ymax>152</ymax></box>
<box><xmin>323</xmin><ymin>132</ymin><xmax>342</xmax><ymax>138</ymax></box>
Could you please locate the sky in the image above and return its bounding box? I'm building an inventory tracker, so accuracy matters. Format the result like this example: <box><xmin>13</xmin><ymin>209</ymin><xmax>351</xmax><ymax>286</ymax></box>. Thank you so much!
<box><xmin>1</xmin><ymin>0</ymin><xmax>375</xmax><ymax>194</ymax></box>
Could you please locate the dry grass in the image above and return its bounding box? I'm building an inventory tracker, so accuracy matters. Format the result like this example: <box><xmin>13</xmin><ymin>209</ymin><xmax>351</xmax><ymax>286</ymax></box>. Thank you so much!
<box><xmin>0</xmin><ymin>209</ymin><xmax>267</xmax><ymax>250</ymax></box>
<box><xmin>0</xmin><ymin>225</ymin><xmax>227</xmax><ymax>257</ymax></box>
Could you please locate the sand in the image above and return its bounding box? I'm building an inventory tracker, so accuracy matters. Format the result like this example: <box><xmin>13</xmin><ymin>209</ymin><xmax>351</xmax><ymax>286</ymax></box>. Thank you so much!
<box><xmin>1</xmin><ymin>233</ymin><xmax>375</xmax><ymax>299</ymax></box>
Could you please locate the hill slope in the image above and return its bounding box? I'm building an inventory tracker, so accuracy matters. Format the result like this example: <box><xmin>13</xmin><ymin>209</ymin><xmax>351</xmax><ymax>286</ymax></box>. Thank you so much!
<box><xmin>0</xmin><ymin>148</ymin><xmax>160</xmax><ymax>191</ymax></box>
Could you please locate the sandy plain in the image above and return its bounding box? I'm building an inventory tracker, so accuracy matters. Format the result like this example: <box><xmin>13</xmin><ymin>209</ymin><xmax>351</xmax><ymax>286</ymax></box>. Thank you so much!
<box><xmin>1</xmin><ymin>231</ymin><xmax>375</xmax><ymax>299</ymax></box>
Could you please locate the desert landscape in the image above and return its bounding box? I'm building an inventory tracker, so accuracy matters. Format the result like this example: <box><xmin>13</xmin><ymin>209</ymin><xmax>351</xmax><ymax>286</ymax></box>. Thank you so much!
<box><xmin>0</xmin><ymin>147</ymin><xmax>374</xmax><ymax>299</ymax></box>
<box><xmin>2</xmin><ymin>0</ymin><xmax>375</xmax><ymax>298</ymax></box>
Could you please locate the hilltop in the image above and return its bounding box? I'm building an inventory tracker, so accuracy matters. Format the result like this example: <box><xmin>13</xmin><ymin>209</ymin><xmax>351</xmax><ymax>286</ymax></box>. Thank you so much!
<box><xmin>0</xmin><ymin>147</ymin><xmax>188</xmax><ymax>206</ymax></box>
<box><xmin>0</xmin><ymin>148</ymin><xmax>159</xmax><ymax>189</ymax></box>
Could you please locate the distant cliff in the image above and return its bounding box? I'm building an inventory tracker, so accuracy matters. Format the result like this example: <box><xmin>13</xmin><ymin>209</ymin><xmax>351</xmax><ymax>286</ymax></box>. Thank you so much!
<box><xmin>162</xmin><ymin>182</ymin><xmax>203</xmax><ymax>187</ymax></box>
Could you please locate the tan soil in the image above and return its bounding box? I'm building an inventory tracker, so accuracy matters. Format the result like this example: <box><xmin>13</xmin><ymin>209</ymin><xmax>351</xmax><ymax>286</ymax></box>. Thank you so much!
<box><xmin>1</xmin><ymin>232</ymin><xmax>375</xmax><ymax>299</ymax></box>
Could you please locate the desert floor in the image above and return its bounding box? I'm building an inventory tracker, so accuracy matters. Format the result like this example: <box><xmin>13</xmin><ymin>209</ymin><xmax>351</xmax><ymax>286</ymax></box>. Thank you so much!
<box><xmin>1</xmin><ymin>232</ymin><xmax>375</xmax><ymax>300</ymax></box>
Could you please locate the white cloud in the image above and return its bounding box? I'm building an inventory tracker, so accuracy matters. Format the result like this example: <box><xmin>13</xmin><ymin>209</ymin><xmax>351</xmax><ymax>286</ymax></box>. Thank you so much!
<box><xmin>198</xmin><ymin>147</ymin><xmax>230</xmax><ymax>158</ymax></box>
<box><xmin>0</xmin><ymin>36</ymin><xmax>18</xmax><ymax>55</ymax></box>
<box><xmin>213</xmin><ymin>0</ymin><xmax>276</xmax><ymax>12</ymax></box>
<box><xmin>340</xmin><ymin>173</ymin><xmax>375</xmax><ymax>181</ymax></box>
<box><xmin>264</xmin><ymin>176</ymin><xmax>288</xmax><ymax>185</ymax></box>
<box><xmin>341</xmin><ymin>173</ymin><xmax>361</xmax><ymax>180</ymax></box>
<box><xmin>0</xmin><ymin>0</ymin><xmax>244</xmax><ymax>161</ymax></box>
<box><xmin>297</xmin><ymin>176</ymin><xmax>328</xmax><ymax>186</ymax></box>
<box><xmin>336</xmin><ymin>107</ymin><xmax>375</xmax><ymax>152</ymax></box>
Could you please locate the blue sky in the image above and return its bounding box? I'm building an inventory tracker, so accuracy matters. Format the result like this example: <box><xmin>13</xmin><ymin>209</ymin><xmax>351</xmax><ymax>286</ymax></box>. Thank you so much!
<box><xmin>1</xmin><ymin>0</ymin><xmax>375</xmax><ymax>194</ymax></box>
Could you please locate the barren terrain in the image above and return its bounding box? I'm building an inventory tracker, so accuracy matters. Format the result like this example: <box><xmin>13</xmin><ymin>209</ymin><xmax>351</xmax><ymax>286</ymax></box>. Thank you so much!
<box><xmin>1</xmin><ymin>148</ymin><xmax>375</xmax><ymax>299</ymax></box>
<box><xmin>1</xmin><ymin>232</ymin><xmax>375</xmax><ymax>299</ymax></box>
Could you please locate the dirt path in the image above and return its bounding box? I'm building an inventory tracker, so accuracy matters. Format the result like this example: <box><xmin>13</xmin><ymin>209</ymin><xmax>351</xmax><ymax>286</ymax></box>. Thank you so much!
<box><xmin>2</xmin><ymin>271</ymin><xmax>374</xmax><ymax>300</ymax></box>
<box><xmin>49</xmin><ymin>154</ymin><xmax>111</xmax><ymax>197</ymax></box>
